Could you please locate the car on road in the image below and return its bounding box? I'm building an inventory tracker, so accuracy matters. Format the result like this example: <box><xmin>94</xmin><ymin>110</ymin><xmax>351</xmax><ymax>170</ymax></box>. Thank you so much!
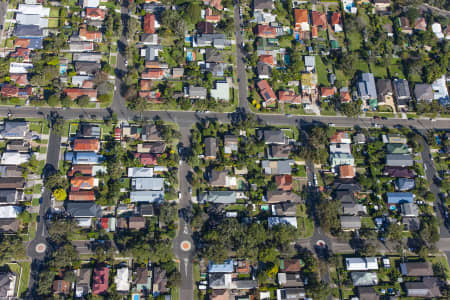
<box><xmin>285</xmin><ymin>114</ymin><xmax>292</xmax><ymax>117</ymax></box>
<box><xmin>328</xmin><ymin>123</ymin><xmax>335</xmax><ymax>127</ymax></box>
<box><xmin>373</xmin><ymin>116</ymin><xmax>380</xmax><ymax>120</ymax></box>
<box><xmin>178</xmin><ymin>192</ymin><xmax>182</xmax><ymax>200</ymax></box>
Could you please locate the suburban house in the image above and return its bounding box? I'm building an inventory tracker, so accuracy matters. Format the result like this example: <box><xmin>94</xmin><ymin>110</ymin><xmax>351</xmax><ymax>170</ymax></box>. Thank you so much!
<box><xmin>73</xmin><ymin>139</ymin><xmax>100</xmax><ymax>152</ymax></box>
<box><xmin>345</xmin><ymin>257</ymin><xmax>378</xmax><ymax>271</ymax></box>
<box><xmin>266</xmin><ymin>191</ymin><xmax>301</xmax><ymax>204</ymax></box>
<box><xmin>0</xmin><ymin>272</ymin><xmax>16</xmax><ymax>298</ymax></box>
<box><xmin>204</xmin><ymin>137</ymin><xmax>217</xmax><ymax>159</ymax></box>
<box><xmin>414</xmin><ymin>83</ymin><xmax>434</xmax><ymax>102</ymax></box>
<box><xmin>92</xmin><ymin>267</ymin><xmax>109</xmax><ymax>295</ymax></box>
<box><xmin>374</xmin><ymin>0</ymin><xmax>391</xmax><ymax>12</ymax></box>
<box><xmin>340</xmin><ymin>215</ymin><xmax>361</xmax><ymax>231</ymax></box>
<box><xmin>66</xmin><ymin>202</ymin><xmax>102</xmax><ymax>218</ymax></box>
<box><xmin>257</xmin><ymin>80</ymin><xmax>276</xmax><ymax>106</ymax></box>
<box><xmin>186</xmin><ymin>86</ymin><xmax>207</xmax><ymax>99</ymax></box>
<box><xmin>386</xmin><ymin>192</ymin><xmax>414</xmax><ymax>208</ymax></box>
<box><xmin>399</xmin><ymin>17</ymin><xmax>413</xmax><ymax>34</ymax></box>
<box><xmin>224</xmin><ymin>135</ymin><xmax>238</xmax><ymax>154</ymax></box>
<box><xmin>293</xmin><ymin>9</ymin><xmax>310</xmax><ymax>37</ymax></box>
<box><xmin>385</xmin><ymin>154</ymin><xmax>413</xmax><ymax>167</ymax></box>
<box><xmin>210</xmin><ymin>81</ymin><xmax>230</xmax><ymax>101</ymax></box>
<box><xmin>376</xmin><ymin>79</ymin><xmax>394</xmax><ymax>108</ymax></box>
<box><xmin>400</xmin><ymin>262</ymin><xmax>433</xmax><ymax>276</ymax></box>
<box><xmin>330</xmin><ymin>12</ymin><xmax>343</xmax><ymax>32</ymax></box>
<box><xmin>404</xmin><ymin>277</ymin><xmax>441</xmax><ymax>298</ymax></box>
<box><xmin>393</xmin><ymin>79</ymin><xmax>411</xmax><ymax>109</ymax></box>
<box><xmin>253</xmin><ymin>0</ymin><xmax>274</xmax><ymax>12</ymax></box>
<box><xmin>199</xmin><ymin>191</ymin><xmax>237</xmax><ymax>204</ymax></box>
<box><xmin>0</xmin><ymin>121</ymin><xmax>30</xmax><ymax>140</ymax></box>
<box><xmin>357</xmin><ymin>73</ymin><xmax>377</xmax><ymax>108</ymax></box>
<box><xmin>75</xmin><ymin>268</ymin><xmax>91</xmax><ymax>298</ymax></box>
<box><xmin>129</xmin><ymin>191</ymin><xmax>164</xmax><ymax>203</ymax></box>
<box><xmin>330</xmin><ymin>153</ymin><xmax>354</xmax><ymax>168</ymax></box>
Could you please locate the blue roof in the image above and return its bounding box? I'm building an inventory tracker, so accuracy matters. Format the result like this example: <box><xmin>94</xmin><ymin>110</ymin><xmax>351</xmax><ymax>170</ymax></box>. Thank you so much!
<box><xmin>208</xmin><ymin>259</ymin><xmax>234</xmax><ymax>273</ymax></box>
<box><xmin>65</xmin><ymin>152</ymin><xmax>103</xmax><ymax>164</ymax></box>
<box><xmin>28</xmin><ymin>37</ymin><xmax>43</xmax><ymax>49</ymax></box>
<box><xmin>387</xmin><ymin>192</ymin><xmax>414</xmax><ymax>204</ymax></box>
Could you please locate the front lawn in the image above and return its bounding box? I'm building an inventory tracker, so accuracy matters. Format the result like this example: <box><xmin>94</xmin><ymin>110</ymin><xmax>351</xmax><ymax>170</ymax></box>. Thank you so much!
<box><xmin>371</xmin><ymin>63</ymin><xmax>388</xmax><ymax>79</ymax></box>
<box><xmin>48</xmin><ymin>18</ymin><xmax>59</xmax><ymax>28</ymax></box>
<box><xmin>347</xmin><ymin>31</ymin><xmax>363</xmax><ymax>51</ymax></box>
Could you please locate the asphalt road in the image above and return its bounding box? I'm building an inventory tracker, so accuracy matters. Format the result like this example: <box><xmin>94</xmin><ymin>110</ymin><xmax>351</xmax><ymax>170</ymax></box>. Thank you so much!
<box><xmin>26</xmin><ymin>130</ymin><xmax>61</xmax><ymax>292</ymax></box>
<box><xmin>233</xmin><ymin>0</ymin><xmax>249</xmax><ymax>112</ymax></box>
<box><xmin>172</xmin><ymin>127</ymin><xmax>195</xmax><ymax>300</ymax></box>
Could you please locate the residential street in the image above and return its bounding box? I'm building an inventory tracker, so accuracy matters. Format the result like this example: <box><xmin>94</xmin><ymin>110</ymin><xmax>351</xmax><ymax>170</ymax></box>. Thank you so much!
<box><xmin>26</xmin><ymin>129</ymin><xmax>61</xmax><ymax>293</ymax></box>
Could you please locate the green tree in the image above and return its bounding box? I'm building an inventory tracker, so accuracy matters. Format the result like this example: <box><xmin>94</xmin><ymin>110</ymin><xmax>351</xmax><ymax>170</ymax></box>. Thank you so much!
<box><xmin>76</xmin><ymin>95</ymin><xmax>90</xmax><ymax>107</ymax></box>
<box><xmin>47</xmin><ymin>94</ymin><xmax>60</xmax><ymax>107</ymax></box>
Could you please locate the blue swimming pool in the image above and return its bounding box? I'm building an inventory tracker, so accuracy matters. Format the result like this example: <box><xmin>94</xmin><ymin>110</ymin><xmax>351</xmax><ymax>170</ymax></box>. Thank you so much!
<box><xmin>133</xmin><ymin>294</ymin><xmax>140</xmax><ymax>300</ymax></box>
<box><xmin>186</xmin><ymin>52</ymin><xmax>194</xmax><ymax>62</ymax></box>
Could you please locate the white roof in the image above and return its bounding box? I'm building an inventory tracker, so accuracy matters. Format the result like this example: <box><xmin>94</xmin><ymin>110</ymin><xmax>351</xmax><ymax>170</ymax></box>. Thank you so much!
<box><xmin>432</xmin><ymin>75</ymin><xmax>449</xmax><ymax>100</ymax></box>
<box><xmin>76</xmin><ymin>218</ymin><xmax>92</xmax><ymax>227</ymax></box>
<box><xmin>432</xmin><ymin>23</ymin><xmax>442</xmax><ymax>33</ymax></box>
<box><xmin>114</xmin><ymin>267</ymin><xmax>130</xmax><ymax>292</ymax></box>
<box><xmin>17</xmin><ymin>4</ymin><xmax>50</xmax><ymax>17</ymax></box>
<box><xmin>16</xmin><ymin>13</ymin><xmax>48</xmax><ymax>28</ymax></box>
<box><xmin>329</xmin><ymin>143</ymin><xmax>352</xmax><ymax>154</ymax></box>
<box><xmin>210</xmin><ymin>81</ymin><xmax>230</xmax><ymax>101</ymax></box>
<box><xmin>71</xmin><ymin>75</ymin><xmax>93</xmax><ymax>87</ymax></box>
<box><xmin>1</xmin><ymin>152</ymin><xmax>31</xmax><ymax>165</ymax></box>
<box><xmin>346</xmin><ymin>257</ymin><xmax>378</xmax><ymax>271</ymax></box>
<box><xmin>83</xmin><ymin>0</ymin><xmax>99</xmax><ymax>7</ymax></box>
<box><xmin>304</xmin><ymin>56</ymin><xmax>316</xmax><ymax>68</ymax></box>
<box><xmin>132</xmin><ymin>178</ymin><xmax>164</xmax><ymax>191</ymax></box>
<box><xmin>127</xmin><ymin>167</ymin><xmax>154</xmax><ymax>178</ymax></box>
<box><xmin>0</xmin><ymin>206</ymin><xmax>20</xmax><ymax>218</ymax></box>
<box><xmin>92</xmin><ymin>166</ymin><xmax>107</xmax><ymax>176</ymax></box>
<box><xmin>9</xmin><ymin>63</ymin><xmax>33</xmax><ymax>74</ymax></box>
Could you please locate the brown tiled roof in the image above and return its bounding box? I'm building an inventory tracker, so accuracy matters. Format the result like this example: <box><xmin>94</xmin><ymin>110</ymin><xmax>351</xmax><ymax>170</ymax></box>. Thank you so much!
<box><xmin>68</xmin><ymin>165</ymin><xmax>93</xmax><ymax>177</ymax></box>
<box><xmin>73</xmin><ymin>139</ymin><xmax>99</xmax><ymax>151</ymax></box>
<box><xmin>275</xmin><ymin>174</ymin><xmax>293</xmax><ymax>191</ymax></box>
<box><xmin>144</xmin><ymin>13</ymin><xmax>156</xmax><ymax>34</ymax></box>
<box><xmin>339</xmin><ymin>165</ymin><xmax>355</xmax><ymax>178</ymax></box>
<box><xmin>86</xmin><ymin>8</ymin><xmax>105</xmax><ymax>20</ymax></box>
<box><xmin>69</xmin><ymin>191</ymin><xmax>95</xmax><ymax>201</ymax></box>
<box><xmin>257</xmin><ymin>80</ymin><xmax>276</xmax><ymax>104</ymax></box>
<box><xmin>331</xmin><ymin>12</ymin><xmax>342</xmax><ymax>26</ymax></box>
<box><xmin>64</xmin><ymin>88</ymin><xmax>97</xmax><ymax>100</ymax></box>
<box><xmin>294</xmin><ymin>9</ymin><xmax>308</xmax><ymax>26</ymax></box>
<box><xmin>311</xmin><ymin>11</ymin><xmax>327</xmax><ymax>27</ymax></box>
<box><xmin>259</xmin><ymin>54</ymin><xmax>274</xmax><ymax>65</ymax></box>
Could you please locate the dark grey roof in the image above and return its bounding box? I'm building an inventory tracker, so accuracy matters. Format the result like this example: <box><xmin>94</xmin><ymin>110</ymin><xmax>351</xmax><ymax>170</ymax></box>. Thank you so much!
<box><xmin>340</xmin><ymin>216</ymin><xmax>361</xmax><ymax>229</ymax></box>
<box><xmin>386</xmin><ymin>154</ymin><xmax>413</xmax><ymax>167</ymax></box>
<box><xmin>263</xmin><ymin>129</ymin><xmax>286</xmax><ymax>144</ymax></box>
<box><xmin>0</xmin><ymin>190</ymin><xmax>19</xmax><ymax>203</ymax></box>
<box><xmin>204</xmin><ymin>137</ymin><xmax>217</xmax><ymax>157</ymax></box>
<box><xmin>205</xmin><ymin>48</ymin><xmax>223</xmax><ymax>63</ymax></box>
<box><xmin>14</xmin><ymin>24</ymin><xmax>43</xmax><ymax>37</ymax></box>
<box><xmin>199</xmin><ymin>191</ymin><xmax>236</xmax><ymax>204</ymax></box>
<box><xmin>400</xmin><ymin>262</ymin><xmax>433</xmax><ymax>276</ymax></box>
<box><xmin>139</xmin><ymin>204</ymin><xmax>154</xmax><ymax>216</ymax></box>
<box><xmin>0</xmin><ymin>165</ymin><xmax>23</xmax><ymax>177</ymax></box>
<box><xmin>405</xmin><ymin>277</ymin><xmax>441</xmax><ymax>298</ymax></box>
<box><xmin>414</xmin><ymin>84</ymin><xmax>433</xmax><ymax>101</ymax></box>
<box><xmin>75</xmin><ymin>61</ymin><xmax>101</xmax><ymax>74</ymax></box>
<box><xmin>393</xmin><ymin>79</ymin><xmax>411</xmax><ymax>99</ymax></box>
<box><xmin>66</xmin><ymin>202</ymin><xmax>102</xmax><ymax>217</ymax></box>
<box><xmin>0</xmin><ymin>219</ymin><xmax>19</xmax><ymax>232</ymax></box>
<box><xmin>357</xmin><ymin>287</ymin><xmax>379</xmax><ymax>300</ymax></box>
<box><xmin>257</xmin><ymin>62</ymin><xmax>271</xmax><ymax>77</ymax></box>
<box><xmin>254</xmin><ymin>0</ymin><xmax>274</xmax><ymax>10</ymax></box>
<box><xmin>376</xmin><ymin>79</ymin><xmax>393</xmax><ymax>102</ymax></box>
<box><xmin>272</xmin><ymin>202</ymin><xmax>297</xmax><ymax>216</ymax></box>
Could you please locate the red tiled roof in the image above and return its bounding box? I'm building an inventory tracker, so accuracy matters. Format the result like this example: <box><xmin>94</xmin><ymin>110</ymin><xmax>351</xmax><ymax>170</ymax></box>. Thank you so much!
<box><xmin>294</xmin><ymin>9</ymin><xmax>308</xmax><ymax>27</ymax></box>
<box><xmin>278</xmin><ymin>90</ymin><xmax>302</xmax><ymax>104</ymax></box>
<box><xmin>52</xmin><ymin>280</ymin><xmax>70</xmax><ymax>294</ymax></box>
<box><xmin>114</xmin><ymin>127</ymin><xmax>121</xmax><ymax>140</ymax></box>
<box><xmin>142</xmin><ymin>69</ymin><xmax>164</xmax><ymax>79</ymax></box>
<box><xmin>340</xmin><ymin>91</ymin><xmax>351</xmax><ymax>103</ymax></box>
<box><xmin>73</xmin><ymin>139</ymin><xmax>100</xmax><ymax>151</ymax></box>
<box><xmin>1</xmin><ymin>84</ymin><xmax>18</xmax><ymax>97</ymax></box>
<box><xmin>144</xmin><ymin>13</ymin><xmax>156</xmax><ymax>34</ymax></box>
<box><xmin>256</xmin><ymin>24</ymin><xmax>276</xmax><ymax>38</ymax></box>
<box><xmin>10</xmin><ymin>48</ymin><xmax>30</xmax><ymax>61</ymax></box>
<box><xmin>203</xmin><ymin>0</ymin><xmax>222</xmax><ymax>10</ymax></box>
<box><xmin>86</xmin><ymin>8</ymin><xmax>105</xmax><ymax>20</ymax></box>
<box><xmin>339</xmin><ymin>165</ymin><xmax>355</xmax><ymax>178</ymax></box>
<box><xmin>259</xmin><ymin>54</ymin><xmax>274</xmax><ymax>65</ymax></box>
<box><xmin>331</xmin><ymin>12</ymin><xmax>342</xmax><ymax>26</ymax></box>
<box><xmin>206</xmin><ymin>15</ymin><xmax>221</xmax><ymax>23</ymax></box>
<box><xmin>82</xmin><ymin>80</ymin><xmax>94</xmax><ymax>89</ymax></box>
<box><xmin>320</xmin><ymin>87</ymin><xmax>336</xmax><ymax>97</ymax></box>
<box><xmin>64</xmin><ymin>88</ymin><xmax>97</xmax><ymax>100</ymax></box>
<box><xmin>69</xmin><ymin>190</ymin><xmax>95</xmax><ymax>201</ymax></box>
<box><xmin>257</xmin><ymin>80</ymin><xmax>276</xmax><ymax>104</ymax></box>
<box><xmin>311</xmin><ymin>26</ymin><xmax>318</xmax><ymax>38</ymax></box>
<box><xmin>135</xmin><ymin>153</ymin><xmax>159</xmax><ymax>165</ymax></box>
<box><xmin>101</xmin><ymin>218</ymin><xmax>109</xmax><ymax>229</ymax></box>
<box><xmin>68</xmin><ymin>165</ymin><xmax>93</xmax><ymax>177</ymax></box>
<box><xmin>14</xmin><ymin>39</ymin><xmax>30</xmax><ymax>48</ymax></box>
<box><xmin>414</xmin><ymin>17</ymin><xmax>427</xmax><ymax>31</ymax></box>
<box><xmin>311</xmin><ymin>11</ymin><xmax>327</xmax><ymax>27</ymax></box>
<box><xmin>140</xmin><ymin>79</ymin><xmax>152</xmax><ymax>91</ymax></box>
<box><xmin>71</xmin><ymin>176</ymin><xmax>95</xmax><ymax>190</ymax></box>
<box><xmin>275</xmin><ymin>175</ymin><xmax>293</xmax><ymax>191</ymax></box>
<box><xmin>92</xmin><ymin>267</ymin><xmax>109</xmax><ymax>295</ymax></box>
<box><xmin>79</xmin><ymin>28</ymin><xmax>102</xmax><ymax>41</ymax></box>
<box><xmin>10</xmin><ymin>73</ymin><xmax>28</xmax><ymax>86</ymax></box>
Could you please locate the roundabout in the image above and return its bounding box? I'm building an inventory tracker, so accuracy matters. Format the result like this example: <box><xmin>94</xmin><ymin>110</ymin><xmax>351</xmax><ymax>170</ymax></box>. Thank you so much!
<box><xmin>180</xmin><ymin>240</ymin><xmax>192</xmax><ymax>252</ymax></box>
<box><xmin>35</xmin><ymin>243</ymin><xmax>47</xmax><ymax>254</ymax></box>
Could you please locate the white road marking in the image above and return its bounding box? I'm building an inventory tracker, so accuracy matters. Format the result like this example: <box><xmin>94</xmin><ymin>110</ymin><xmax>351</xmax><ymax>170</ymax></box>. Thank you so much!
<box><xmin>184</xmin><ymin>258</ymin><xmax>189</xmax><ymax>277</ymax></box>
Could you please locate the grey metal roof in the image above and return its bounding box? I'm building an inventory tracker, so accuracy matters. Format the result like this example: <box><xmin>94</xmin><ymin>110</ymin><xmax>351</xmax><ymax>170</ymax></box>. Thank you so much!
<box><xmin>14</xmin><ymin>24</ymin><xmax>43</xmax><ymax>37</ymax></box>
<box><xmin>130</xmin><ymin>191</ymin><xmax>164</xmax><ymax>203</ymax></box>
<box><xmin>386</xmin><ymin>154</ymin><xmax>413</xmax><ymax>167</ymax></box>
<box><xmin>199</xmin><ymin>191</ymin><xmax>236</xmax><ymax>204</ymax></box>
<box><xmin>340</xmin><ymin>216</ymin><xmax>361</xmax><ymax>229</ymax></box>
<box><xmin>351</xmin><ymin>272</ymin><xmax>378</xmax><ymax>286</ymax></box>
<box><xmin>204</xmin><ymin>137</ymin><xmax>216</xmax><ymax>157</ymax></box>
<box><xmin>189</xmin><ymin>86</ymin><xmax>207</xmax><ymax>98</ymax></box>
<box><xmin>401</xmin><ymin>203</ymin><xmax>419</xmax><ymax>217</ymax></box>
<box><xmin>414</xmin><ymin>84</ymin><xmax>433</xmax><ymax>101</ymax></box>
<box><xmin>132</xmin><ymin>178</ymin><xmax>164</xmax><ymax>191</ymax></box>
<box><xmin>358</xmin><ymin>73</ymin><xmax>377</xmax><ymax>99</ymax></box>
<box><xmin>75</xmin><ymin>62</ymin><xmax>101</xmax><ymax>74</ymax></box>
<box><xmin>263</xmin><ymin>129</ymin><xmax>286</xmax><ymax>144</ymax></box>
<box><xmin>395</xmin><ymin>178</ymin><xmax>415</xmax><ymax>191</ymax></box>
<box><xmin>66</xmin><ymin>202</ymin><xmax>102</xmax><ymax>218</ymax></box>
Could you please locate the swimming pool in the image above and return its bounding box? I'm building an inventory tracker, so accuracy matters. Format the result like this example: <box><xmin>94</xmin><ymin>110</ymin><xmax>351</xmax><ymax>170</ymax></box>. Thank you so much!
<box><xmin>186</xmin><ymin>52</ymin><xmax>194</xmax><ymax>62</ymax></box>
<box><xmin>132</xmin><ymin>294</ymin><xmax>140</xmax><ymax>300</ymax></box>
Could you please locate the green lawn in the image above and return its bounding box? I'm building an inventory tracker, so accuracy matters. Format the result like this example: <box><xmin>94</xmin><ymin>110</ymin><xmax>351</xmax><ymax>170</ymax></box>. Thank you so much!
<box><xmin>32</xmin><ymin>184</ymin><xmax>42</xmax><ymax>194</ymax></box>
<box><xmin>347</xmin><ymin>30</ymin><xmax>362</xmax><ymax>51</ymax></box>
<box><xmin>109</xmin><ymin>54</ymin><xmax>117</xmax><ymax>66</ymax></box>
<box><xmin>361</xmin><ymin>217</ymin><xmax>376</xmax><ymax>228</ymax></box>
<box><xmin>294</xmin><ymin>165</ymin><xmax>307</xmax><ymax>177</ymax></box>
<box><xmin>297</xmin><ymin>204</ymin><xmax>314</xmax><ymax>238</ymax></box>
<box><xmin>48</xmin><ymin>18</ymin><xmax>59</xmax><ymax>28</ymax></box>
<box><xmin>316</xmin><ymin>56</ymin><xmax>330</xmax><ymax>86</ymax></box>
<box><xmin>32</xmin><ymin>198</ymin><xmax>40</xmax><ymax>206</ymax></box>
<box><xmin>430</xmin><ymin>256</ymin><xmax>450</xmax><ymax>280</ymax></box>
<box><xmin>49</xmin><ymin>7</ymin><xmax>60</xmax><ymax>18</ymax></box>
<box><xmin>388</xmin><ymin>62</ymin><xmax>405</xmax><ymax>79</ymax></box>
<box><xmin>371</xmin><ymin>63</ymin><xmax>388</xmax><ymax>78</ymax></box>
<box><xmin>8</xmin><ymin>262</ymin><xmax>31</xmax><ymax>298</ymax></box>
<box><xmin>171</xmin><ymin>287</ymin><xmax>179</xmax><ymax>300</ymax></box>
<box><xmin>39</xmin><ymin>146</ymin><xmax>47</xmax><ymax>154</ymax></box>
<box><xmin>356</xmin><ymin>60</ymin><xmax>370</xmax><ymax>73</ymax></box>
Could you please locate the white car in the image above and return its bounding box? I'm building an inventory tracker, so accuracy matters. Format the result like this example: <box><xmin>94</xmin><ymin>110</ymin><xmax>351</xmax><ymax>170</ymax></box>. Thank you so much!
<box><xmin>328</xmin><ymin>123</ymin><xmax>335</xmax><ymax>127</ymax></box>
